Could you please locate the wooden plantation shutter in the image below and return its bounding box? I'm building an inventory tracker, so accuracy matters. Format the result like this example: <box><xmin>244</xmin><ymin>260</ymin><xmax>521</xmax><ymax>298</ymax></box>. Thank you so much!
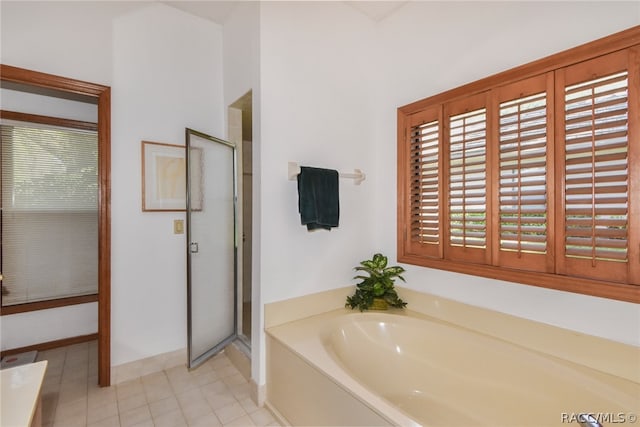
<box><xmin>402</xmin><ymin>107</ymin><xmax>443</xmax><ymax>258</ymax></box>
<box><xmin>492</xmin><ymin>73</ymin><xmax>554</xmax><ymax>272</ymax></box>
<box><xmin>445</xmin><ymin>93</ymin><xmax>491</xmax><ymax>264</ymax></box>
<box><xmin>398</xmin><ymin>28</ymin><xmax>640</xmax><ymax>301</ymax></box>
<box><xmin>555</xmin><ymin>49</ymin><xmax>639</xmax><ymax>284</ymax></box>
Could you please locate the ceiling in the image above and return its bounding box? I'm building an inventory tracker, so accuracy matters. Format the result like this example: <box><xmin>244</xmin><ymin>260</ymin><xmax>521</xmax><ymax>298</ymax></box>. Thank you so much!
<box><xmin>162</xmin><ymin>1</ymin><xmax>238</xmax><ymax>24</ymax></box>
<box><xmin>162</xmin><ymin>1</ymin><xmax>408</xmax><ymax>25</ymax></box>
<box><xmin>345</xmin><ymin>1</ymin><xmax>408</xmax><ymax>21</ymax></box>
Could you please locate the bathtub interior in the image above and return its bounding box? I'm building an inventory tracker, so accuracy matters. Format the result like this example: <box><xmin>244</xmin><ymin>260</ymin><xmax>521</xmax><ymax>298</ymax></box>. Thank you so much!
<box><xmin>292</xmin><ymin>312</ymin><xmax>640</xmax><ymax>425</ymax></box>
<box><xmin>320</xmin><ymin>312</ymin><xmax>640</xmax><ymax>427</ymax></box>
<box><xmin>265</xmin><ymin>294</ymin><xmax>640</xmax><ymax>427</ymax></box>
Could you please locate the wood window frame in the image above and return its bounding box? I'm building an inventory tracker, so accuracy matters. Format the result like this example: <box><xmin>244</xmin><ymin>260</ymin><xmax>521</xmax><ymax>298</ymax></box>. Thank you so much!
<box><xmin>444</xmin><ymin>92</ymin><xmax>492</xmax><ymax>265</ymax></box>
<box><xmin>397</xmin><ymin>26</ymin><xmax>640</xmax><ymax>303</ymax></box>
<box><xmin>0</xmin><ymin>110</ymin><xmax>99</xmax><ymax>312</ymax></box>
<box><xmin>0</xmin><ymin>64</ymin><xmax>111</xmax><ymax>386</ymax></box>
<box><xmin>491</xmin><ymin>72</ymin><xmax>555</xmax><ymax>274</ymax></box>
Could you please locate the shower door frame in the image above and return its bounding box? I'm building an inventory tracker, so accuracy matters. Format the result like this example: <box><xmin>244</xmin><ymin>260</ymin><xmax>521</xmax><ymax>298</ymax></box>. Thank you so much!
<box><xmin>185</xmin><ymin>127</ymin><xmax>238</xmax><ymax>369</ymax></box>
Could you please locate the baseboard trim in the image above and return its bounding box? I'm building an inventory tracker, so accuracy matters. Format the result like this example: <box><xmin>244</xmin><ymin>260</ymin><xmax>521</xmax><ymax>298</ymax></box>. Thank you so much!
<box><xmin>251</xmin><ymin>378</ymin><xmax>266</xmax><ymax>407</ymax></box>
<box><xmin>264</xmin><ymin>400</ymin><xmax>291</xmax><ymax>427</ymax></box>
<box><xmin>1</xmin><ymin>333</ymin><xmax>98</xmax><ymax>357</ymax></box>
<box><xmin>112</xmin><ymin>347</ymin><xmax>187</xmax><ymax>384</ymax></box>
<box><xmin>225</xmin><ymin>341</ymin><xmax>251</xmax><ymax>381</ymax></box>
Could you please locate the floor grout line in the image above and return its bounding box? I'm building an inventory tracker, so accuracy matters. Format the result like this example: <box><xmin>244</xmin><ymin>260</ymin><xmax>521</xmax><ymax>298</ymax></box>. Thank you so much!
<box><xmin>34</xmin><ymin>340</ymin><xmax>278</xmax><ymax>427</ymax></box>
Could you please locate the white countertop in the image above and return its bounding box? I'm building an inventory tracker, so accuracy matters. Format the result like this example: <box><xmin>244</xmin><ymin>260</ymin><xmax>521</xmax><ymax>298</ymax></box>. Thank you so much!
<box><xmin>1</xmin><ymin>360</ymin><xmax>48</xmax><ymax>427</ymax></box>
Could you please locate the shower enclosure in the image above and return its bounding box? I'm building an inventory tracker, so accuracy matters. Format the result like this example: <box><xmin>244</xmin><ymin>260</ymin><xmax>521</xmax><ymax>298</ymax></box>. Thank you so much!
<box><xmin>185</xmin><ymin>128</ymin><xmax>237</xmax><ymax>369</ymax></box>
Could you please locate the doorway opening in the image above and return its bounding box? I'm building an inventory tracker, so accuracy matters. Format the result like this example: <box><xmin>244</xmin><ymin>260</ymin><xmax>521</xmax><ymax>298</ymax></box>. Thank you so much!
<box><xmin>0</xmin><ymin>65</ymin><xmax>111</xmax><ymax>386</ymax></box>
<box><xmin>228</xmin><ymin>91</ymin><xmax>252</xmax><ymax>348</ymax></box>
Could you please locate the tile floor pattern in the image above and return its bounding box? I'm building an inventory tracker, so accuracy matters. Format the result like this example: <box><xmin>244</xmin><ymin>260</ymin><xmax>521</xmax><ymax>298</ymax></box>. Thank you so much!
<box><xmin>36</xmin><ymin>341</ymin><xmax>279</xmax><ymax>427</ymax></box>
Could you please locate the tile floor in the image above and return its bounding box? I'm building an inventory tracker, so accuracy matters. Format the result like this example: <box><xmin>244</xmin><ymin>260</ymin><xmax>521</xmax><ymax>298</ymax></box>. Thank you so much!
<box><xmin>36</xmin><ymin>341</ymin><xmax>278</xmax><ymax>427</ymax></box>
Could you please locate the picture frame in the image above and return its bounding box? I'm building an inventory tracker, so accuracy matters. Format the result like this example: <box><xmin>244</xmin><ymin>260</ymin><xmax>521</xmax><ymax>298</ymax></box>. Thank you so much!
<box><xmin>142</xmin><ymin>141</ymin><xmax>188</xmax><ymax>211</ymax></box>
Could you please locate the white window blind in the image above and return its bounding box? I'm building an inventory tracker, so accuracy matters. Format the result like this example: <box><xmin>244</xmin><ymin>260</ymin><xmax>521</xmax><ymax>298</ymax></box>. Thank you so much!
<box><xmin>1</xmin><ymin>119</ymin><xmax>98</xmax><ymax>305</ymax></box>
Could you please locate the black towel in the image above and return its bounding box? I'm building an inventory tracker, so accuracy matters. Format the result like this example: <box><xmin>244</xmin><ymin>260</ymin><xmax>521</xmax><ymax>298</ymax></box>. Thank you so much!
<box><xmin>297</xmin><ymin>166</ymin><xmax>339</xmax><ymax>230</ymax></box>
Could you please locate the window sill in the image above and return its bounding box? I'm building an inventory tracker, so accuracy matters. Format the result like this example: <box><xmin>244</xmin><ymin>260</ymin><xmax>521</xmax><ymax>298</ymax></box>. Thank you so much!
<box><xmin>398</xmin><ymin>254</ymin><xmax>640</xmax><ymax>304</ymax></box>
<box><xmin>0</xmin><ymin>294</ymin><xmax>98</xmax><ymax>315</ymax></box>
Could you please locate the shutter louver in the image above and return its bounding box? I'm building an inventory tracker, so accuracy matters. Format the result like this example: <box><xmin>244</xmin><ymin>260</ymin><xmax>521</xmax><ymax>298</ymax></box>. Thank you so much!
<box><xmin>564</xmin><ymin>71</ymin><xmax>629</xmax><ymax>263</ymax></box>
<box><xmin>499</xmin><ymin>93</ymin><xmax>548</xmax><ymax>255</ymax></box>
<box><xmin>448</xmin><ymin>108</ymin><xmax>487</xmax><ymax>251</ymax></box>
<box><xmin>410</xmin><ymin>120</ymin><xmax>440</xmax><ymax>246</ymax></box>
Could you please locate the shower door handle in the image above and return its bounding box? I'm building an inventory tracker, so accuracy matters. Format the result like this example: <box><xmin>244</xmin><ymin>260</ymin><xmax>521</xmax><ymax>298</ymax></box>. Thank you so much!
<box><xmin>190</xmin><ymin>242</ymin><xmax>199</xmax><ymax>253</ymax></box>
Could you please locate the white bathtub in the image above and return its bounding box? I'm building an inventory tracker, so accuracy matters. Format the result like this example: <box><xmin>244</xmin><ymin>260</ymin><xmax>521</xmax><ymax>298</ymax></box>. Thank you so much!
<box><xmin>266</xmin><ymin>309</ymin><xmax>640</xmax><ymax>427</ymax></box>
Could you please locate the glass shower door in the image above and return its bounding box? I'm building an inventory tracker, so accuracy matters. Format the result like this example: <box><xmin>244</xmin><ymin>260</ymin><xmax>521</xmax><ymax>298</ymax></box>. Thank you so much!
<box><xmin>186</xmin><ymin>128</ymin><xmax>237</xmax><ymax>369</ymax></box>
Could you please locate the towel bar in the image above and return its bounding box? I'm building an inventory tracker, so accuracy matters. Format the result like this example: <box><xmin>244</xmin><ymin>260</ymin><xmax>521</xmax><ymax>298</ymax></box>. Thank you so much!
<box><xmin>288</xmin><ymin>161</ymin><xmax>366</xmax><ymax>185</ymax></box>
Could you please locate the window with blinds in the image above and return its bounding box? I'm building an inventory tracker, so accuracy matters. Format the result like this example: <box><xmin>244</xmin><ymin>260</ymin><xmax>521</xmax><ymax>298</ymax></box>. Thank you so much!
<box><xmin>397</xmin><ymin>27</ymin><xmax>639</xmax><ymax>302</ymax></box>
<box><xmin>557</xmin><ymin>51</ymin><xmax>634</xmax><ymax>284</ymax></box>
<box><xmin>564</xmin><ymin>72</ymin><xmax>628</xmax><ymax>261</ymax></box>
<box><xmin>1</xmin><ymin>118</ymin><xmax>98</xmax><ymax>306</ymax></box>
<box><xmin>494</xmin><ymin>73</ymin><xmax>553</xmax><ymax>273</ymax></box>
<box><xmin>403</xmin><ymin>107</ymin><xmax>443</xmax><ymax>258</ymax></box>
<box><xmin>445</xmin><ymin>93</ymin><xmax>490</xmax><ymax>264</ymax></box>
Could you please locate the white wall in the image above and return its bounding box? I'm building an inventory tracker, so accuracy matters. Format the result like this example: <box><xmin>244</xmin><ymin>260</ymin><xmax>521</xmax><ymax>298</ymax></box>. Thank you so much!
<box><xmin>223</xmin><ymin>2</ymin><xmax>260</xmax><ymax>110</ymax></box>
<box><xmin>111</xmin><ymin>4</ymin><xmax>224</xmax><ymax>365</ymax></box>
<box><xmin>259</xmin><ymin>1</ymin><xmax>378</xmax><ymax>305</ymax></box>
<box><xmin>256</xmin><ymin>2</ymin><xmax>380</xmax><ymax>384</ymax></box>
<box><xmin>372</xmin><ymin>2</ymin><xmax>640</xmax><ymax>346</ymax></box>
<box><xmin>222</xmin><ymin>1</ymin><xmax>263</xmax><ymax>382</ymax></box>
<box><xmin>0</xmin><ymin>1</ymin><xmax>139</xmax><ymax>85</ymax></box>
<box><xmin>0</xmin><ymin>89</ymin><xmax>97</xmax><ymax>122</ymax></box>
<box><xmin>1</xmin><ymin>303</ymin><xmax>98</xmax><ymax>349</ymax></box>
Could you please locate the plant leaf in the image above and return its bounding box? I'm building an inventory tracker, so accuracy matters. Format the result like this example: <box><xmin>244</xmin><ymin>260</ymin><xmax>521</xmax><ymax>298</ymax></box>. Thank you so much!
<box><xmin>373</xmin><ymin>282</ymin><xmax>385</xmax><ymax>296</ymax></box>
<box><xmin>383</xmin><ymin>266</ymin><xmax>405</xmax><ymax>276</ymax></box>
<box><xmin>360</xmin><ymin>260</ymin><xmax>376</xmax><ymax>270</ymax></box>
<box><xmin>372</xmin><ymin>253</ymin><xmax>387</xmax><ymax>269</ymax></box>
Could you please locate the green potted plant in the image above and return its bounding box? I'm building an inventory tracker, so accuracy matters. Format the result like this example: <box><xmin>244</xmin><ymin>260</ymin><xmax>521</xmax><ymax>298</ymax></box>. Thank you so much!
<box><xmin>345</xmin><ymin>253</ymin><xmax>407</xmax><ymax>311</ymax></box>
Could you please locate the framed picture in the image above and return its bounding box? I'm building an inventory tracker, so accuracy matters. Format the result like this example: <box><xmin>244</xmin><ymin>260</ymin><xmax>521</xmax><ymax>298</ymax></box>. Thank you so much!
<box><xmin>142</xmin><ymin>141</ymin><xmax>187</xmax><ymax>211</ymax></box>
